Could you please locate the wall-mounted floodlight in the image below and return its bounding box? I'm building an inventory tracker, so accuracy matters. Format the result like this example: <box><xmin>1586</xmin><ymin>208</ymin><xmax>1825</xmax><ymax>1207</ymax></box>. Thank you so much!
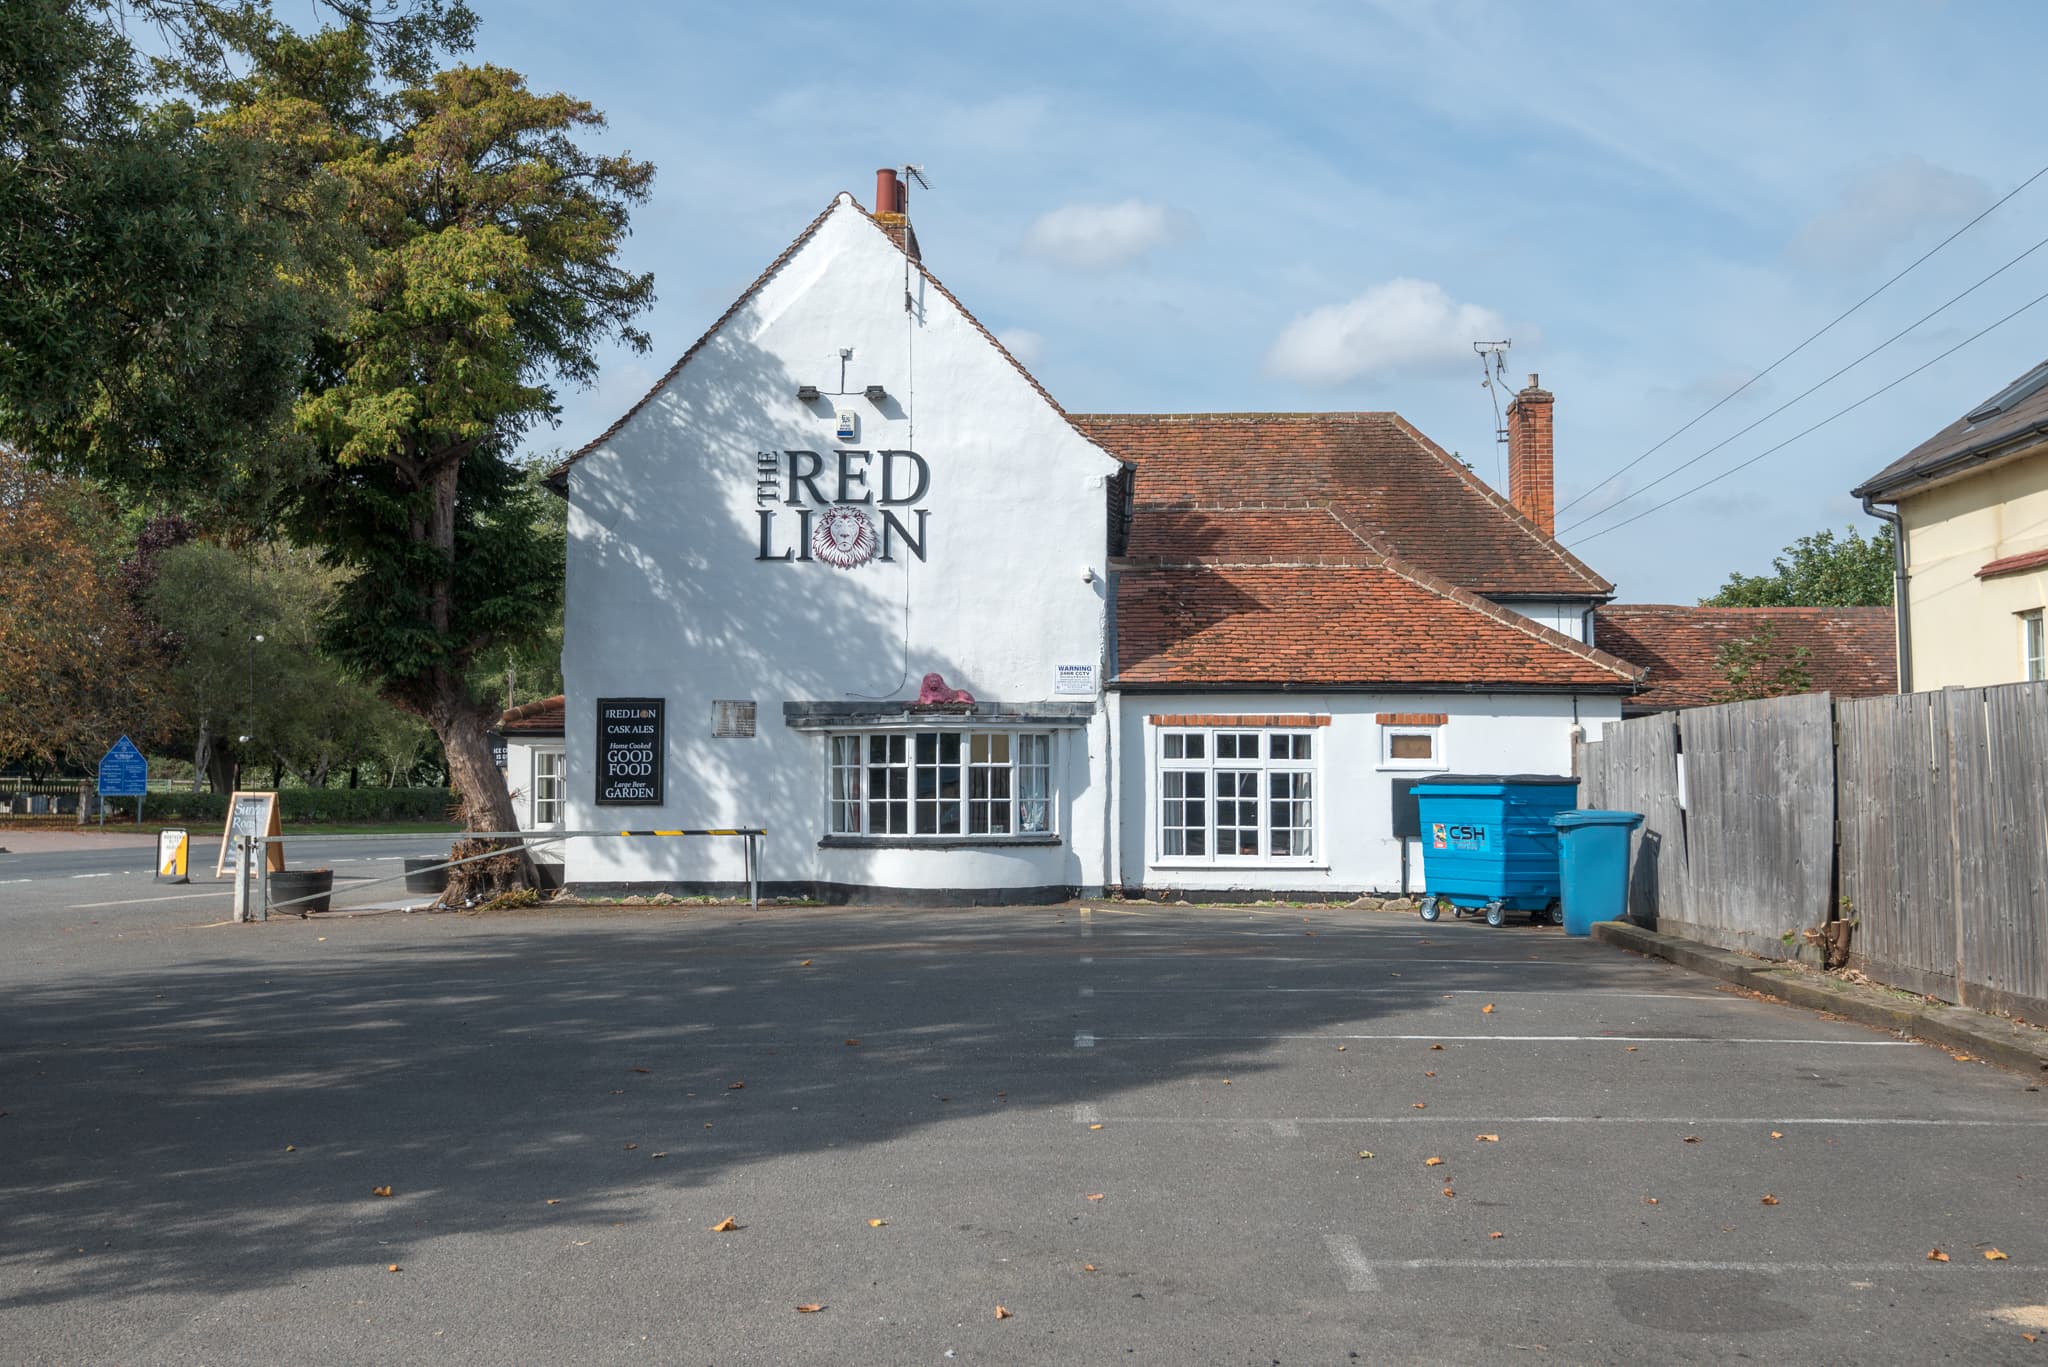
<box><xmin>864</xmin><ymin>384</ymin><xmax>887</xmax><ymax>403</ymax></box>
<box><xmin>796</xmin><ymin>384</ymin><xmax>821</xmax><ymax>402</ymax></box>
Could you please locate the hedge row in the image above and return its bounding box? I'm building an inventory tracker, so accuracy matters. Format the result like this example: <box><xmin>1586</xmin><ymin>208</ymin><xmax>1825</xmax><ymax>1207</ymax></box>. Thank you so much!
<box><xmin>136</xmin><ymin>787</ymin><xmax>455</xmax><ymax>824</ymax></box>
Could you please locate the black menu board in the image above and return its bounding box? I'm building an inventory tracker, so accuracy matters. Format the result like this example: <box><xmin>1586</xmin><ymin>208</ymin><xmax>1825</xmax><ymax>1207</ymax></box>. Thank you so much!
<box><xmin>596</xmin><ymin>697</ymin><xmax>663</xmax><ymax>805</ymax></box>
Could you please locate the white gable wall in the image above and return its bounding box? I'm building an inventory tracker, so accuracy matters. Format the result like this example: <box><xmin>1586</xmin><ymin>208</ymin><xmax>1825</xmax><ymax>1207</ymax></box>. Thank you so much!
<box><xmin>563</xmin><ymin>197</ymin><xmax>1122</xmax><ymax>896</ymax></box>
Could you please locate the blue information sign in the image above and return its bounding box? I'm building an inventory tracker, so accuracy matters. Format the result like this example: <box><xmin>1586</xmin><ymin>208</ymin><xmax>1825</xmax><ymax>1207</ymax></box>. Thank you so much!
<box><xmin>97</xmin><ymin>735</ymin><xmax>149</xmax><ymax>797</ymax></box>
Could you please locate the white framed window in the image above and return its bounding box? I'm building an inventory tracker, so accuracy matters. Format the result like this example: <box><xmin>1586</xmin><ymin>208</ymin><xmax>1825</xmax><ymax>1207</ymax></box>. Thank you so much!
<box><xmin>825</xmin><ymin>730</ymin><xmax>1056</xmax><ymax>839</ymax></box>
<box><xmin>2024</xmin><ymin>609</ymin><xmax>2045</xmax><ymax>681</ymax></box>
<box><xmin>1156</xmin><ymin>726</ymin><xmax>1317</xmax><ymax>864</ymax></box>
<box><xmin>1380</xmin><ymin>724</ymin><xmax>1445</xmax><ymax>770</ymax></box>
<box><xmin>532</xmin><ymin>749</ymin><xmax>564</xmax><ymax>827</ymax></box>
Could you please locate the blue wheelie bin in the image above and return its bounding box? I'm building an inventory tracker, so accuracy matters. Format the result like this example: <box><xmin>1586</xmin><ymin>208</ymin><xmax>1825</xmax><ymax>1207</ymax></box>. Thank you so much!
<box><xmin>1551</xmin><ymin>809</ymin><xmax>1644</xmax><ymax>935</ymax></box>
<box><xmin>1411</xmin><ymin>775</ymin><xmax>1579</xmax><ymax>927</ymax></box>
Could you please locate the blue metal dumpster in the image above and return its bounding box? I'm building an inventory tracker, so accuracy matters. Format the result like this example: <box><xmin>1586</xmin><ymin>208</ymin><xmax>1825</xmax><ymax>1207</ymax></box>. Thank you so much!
<box><xmin>1411</xmin><ymin>775</ymin><xmax>1580</xmax><ymax>926</ymax></box>
<box><xmin>1551</xmin><ymin>809</ymin><xmax>1644</xmax><ymax>935</ymax></box>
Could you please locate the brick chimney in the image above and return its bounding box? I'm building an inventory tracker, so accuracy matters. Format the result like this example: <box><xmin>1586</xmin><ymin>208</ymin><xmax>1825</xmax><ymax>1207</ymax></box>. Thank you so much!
<box><xmin>873</xmin><ymin>167</ymin><xmax>919</xmax><ymax>260</ymax></box>
<box><xmin>1506</xmin><ymin>374</ymin><xmax>1555</xmax><ymax>536</ymax></box>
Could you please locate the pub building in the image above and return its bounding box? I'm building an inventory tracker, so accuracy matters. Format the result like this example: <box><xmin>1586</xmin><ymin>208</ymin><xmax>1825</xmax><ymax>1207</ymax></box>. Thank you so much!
<box><xmin>544</xmin><ymin>169</ymin><xmax>1643</xmax><ymax>903</ymax></box>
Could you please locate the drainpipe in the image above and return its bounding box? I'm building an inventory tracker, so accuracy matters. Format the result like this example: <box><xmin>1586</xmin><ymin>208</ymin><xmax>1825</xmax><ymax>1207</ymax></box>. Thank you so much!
<box><xmin>1861</xmin><ymin>495</ymin><xmax>1911</xmax><ymax>693</ymax></box>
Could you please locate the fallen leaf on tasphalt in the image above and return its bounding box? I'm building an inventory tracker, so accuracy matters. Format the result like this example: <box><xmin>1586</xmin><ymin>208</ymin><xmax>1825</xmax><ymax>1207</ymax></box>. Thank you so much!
<box><xmin>1489</xmin><ymin>1232</ymin><xmax>1504</xmax><ymax>1239</ymax></box>
<box><xmin>1082</xmin><ymin>1263</ymin><xmax>1097</xmax><ymax>1272</ymax></box>
<box><xmin>868</xmin><ymin>1219</ymin><xmax>888</xmax><ymax>1228</ymax></box>
<box><xmin>1412</xmin><ymin>1102</ymin><xmax>1427</xmax><ymax>1110</ymax></box>
<box><xmin>1430</xmin><ymin>1044</ymin><xmax>1445</xmax><ymax>1051</ymax></box>
<box><xmin>651</xmin><ymin>1152</ymin><xmax>667</xmax><ymax>1159</ymax></box>
<box><xmin>371</xmin><ymin>1186</ymin><xmax>393</xmax><ymax>1198</ymax></box>
<box><xmin>1926</xmin><ymin>1248</ymin><xmax>1949</xmax><ymax>1262</ymax></box>
<box><xmin>1683</xmin><ymin>1136</ymin><xmax>1700</xmax><ymax>1144</ymax></box>
<box><xmin>1442</xmin><ymin>1187</ymin><xmax>1455</xmax><ymax>1198</ymax></box>
<box><xmin>2024</xmin><ymin>1332</ymin><xmax>2037</xmax><ymax>1343</ymax></box>
<box><xmin>386</xmin><ymin>1263</ymin><xmax>401</xmax><ymax>1273</ymax></box>
<box><xmin>1625</xmin><ymin>1046</ymin><xmax>1638</xmax><ymax>1052</ymax></box>
<box><xmin>1088</xmin><ymin>1123</ymin><xmax>1104</xmax><ymax>1130</ymax></box>
<box><xmin>844</xmin><ymin>1039</ymin><xmax>861</xmax><ymax>1046</ymax></box>
<box><xmin>1770</xmin><ymin>1131</ymin><xmax>1783</xmax><ymax>1140</ymax></box>
<box><xmin>1984</xmin><ymin>1249</ymin><xmax>2008</xmax><ymax>1260</ymax></box>
<box><xmin>727</xmin><ymin>1082</ymin><xmax>745</xmax><ymax>1091</ymax></box>
<box><xmin>1085</xmin><ymin>1193</ymin><xmax>1106</xmax><ymax>1201</ymax></box>
<box><xmin>795</xmin><ymin>1304</ymin><xmax>824</xmax><ymax>1313</ymax></box>
<box><xmin>994</xmin><ymin>1306</ymin><xmax>1013</xmax><ymax>1320</ymax></box>
<box><xmin>1481</xmin><ymin>1004</ymin><xmax>1495</xmax><ymax>1015</ymax></box>
<box><xmin>1425</xmin><ymin>1071</ymin><xmax>1437</xmax><ymax>1078</ymax></box>
<box><xmin>800</xmin><ymin>959</ymin><xmax>812</xmax><ymax>967</ymax></box>
<box><xmin>1357</xmin><ymin>1150</ymin><xmax>1374</xmax><ymax>1159</ymax></box>
<box><xmin>631</xmin><ymin>1067</ymin><xmax>652</xmax><ymax>1074</ymax></box>
<box><xmin>710</xmin><ymin>1217</ymin><xmax>738</xmax><ymax>1232</ymax></box>
<box><xmin>545</xmin><ymin>1199</ymin><xmax>561</xmax><ymax>1205</ymax></box>
<box><xmin>1425</xmin><ymin>1156</ymin><xmax>1445</xmax><ymax>1167</ymax></box>
<box><xmin>623</xmin><ymin>1143</ymin><xmax>638</xmax><ymax>1150</ymax></box>
<box><xmin>1336</xmin><ymin>1046</ymin><xmax>1346</xmax><ymax>1052</ymax></box>
<box><xmin>1476</xmin><ymin>1134</ymin><xmax>1499</xmax><ymax>1143</ymax></box>
<box><xmin>1760</xmin><ymin>1194</ymin><xmax>1780</xmax><ymax>1206</ymax></box>
<box><xmin>284</xmin><ymin>1145</ymin><xmax>296</xmax><ymax>1152</ymax></box>
<box><xmin>1643</xmin><ymin>1198</ymin><xmax>1658</xmax><ymax>1206</ymax></box>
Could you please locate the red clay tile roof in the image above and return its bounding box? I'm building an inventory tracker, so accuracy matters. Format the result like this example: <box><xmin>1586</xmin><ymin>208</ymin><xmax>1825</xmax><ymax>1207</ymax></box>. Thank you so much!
<box><xmin>1075</xmin><ymin>412</ymin><xmax>1613</xmax><ymax>599</ymax></box>
<box><xmin>498</xmin><ymin>695</ymin><xmax>566</xmax><ymax>736</ymax></box>
<box><xmin>1978</xmin><ymin>546</ymin><xmax>2048</xmax><ymax>579</ymax></box>
<box><xmin>1592</xmin><ymin>606</ymin><xmax>1896</xmax><ymax>710</ymax></box>
<box><xmin>1114</xmin><ymin>516</ymin><xmax>1642</xmax><ymax>690</ymax></box>
<box><xmin>1124</xmin><ymin>505</ymin><xmax>1374</xmax><ymax>559</ymax></box>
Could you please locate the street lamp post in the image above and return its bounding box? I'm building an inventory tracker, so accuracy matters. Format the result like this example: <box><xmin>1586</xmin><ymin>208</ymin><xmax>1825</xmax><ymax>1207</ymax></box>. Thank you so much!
<box><xmin>234</xmin><ymin>632</ymin><xmax>264</xmax><ymax>790</ymax></box>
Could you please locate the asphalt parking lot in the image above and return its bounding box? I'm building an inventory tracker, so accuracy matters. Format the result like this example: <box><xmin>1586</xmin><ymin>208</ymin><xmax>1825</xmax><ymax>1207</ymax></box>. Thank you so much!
<box><xmin>3</xmin><ymin>899</ymin><xmax>2044</xmax><ymax>1365</ymax></box>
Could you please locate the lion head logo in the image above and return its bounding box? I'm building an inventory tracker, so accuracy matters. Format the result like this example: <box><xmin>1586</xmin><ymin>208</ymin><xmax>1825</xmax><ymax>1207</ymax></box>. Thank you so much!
<box><xmin>811</xmin><ymin>504</ymin><xmax>877</xmax><ymax>569</ymax></box>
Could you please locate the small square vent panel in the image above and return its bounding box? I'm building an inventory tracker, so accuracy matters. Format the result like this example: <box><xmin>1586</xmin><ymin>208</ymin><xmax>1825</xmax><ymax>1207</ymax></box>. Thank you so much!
<box><xmin>712</xmin><ymin>700</ymin><xmax>757</xmax><ymax>738</ymax></box>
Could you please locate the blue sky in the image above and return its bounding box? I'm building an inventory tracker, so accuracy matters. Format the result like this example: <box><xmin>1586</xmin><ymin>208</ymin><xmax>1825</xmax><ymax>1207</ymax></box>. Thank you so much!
<box><xmin>480</xmin><ymin>0</ymin><xmax>2048</xmax><ymax>602</ymax></box>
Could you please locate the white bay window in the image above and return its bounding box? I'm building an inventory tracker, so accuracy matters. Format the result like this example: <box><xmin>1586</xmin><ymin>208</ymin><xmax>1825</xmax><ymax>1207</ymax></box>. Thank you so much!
<box><xmin>828</xmin><ymin>730</ymin><xmax>1054</xmax><ymax>839</ymax></box>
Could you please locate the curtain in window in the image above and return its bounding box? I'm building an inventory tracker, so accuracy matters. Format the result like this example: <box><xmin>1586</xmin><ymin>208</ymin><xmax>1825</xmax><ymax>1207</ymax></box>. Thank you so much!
<box><xmin>1018</xmin><ymin>734</ymin><xmax>1051</xmax><ymax>833</ymax></box>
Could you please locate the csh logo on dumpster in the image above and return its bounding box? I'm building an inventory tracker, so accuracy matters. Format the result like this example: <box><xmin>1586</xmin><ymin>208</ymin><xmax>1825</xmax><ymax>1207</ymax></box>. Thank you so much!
<box><xmin>1431</xmin><ymin>822</ymin><xmax>1492</xmax><ymax>852</ymax></box>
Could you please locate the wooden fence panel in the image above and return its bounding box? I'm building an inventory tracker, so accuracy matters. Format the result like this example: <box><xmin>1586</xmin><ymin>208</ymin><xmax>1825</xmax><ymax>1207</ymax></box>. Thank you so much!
<box><xmin>1580</xmin><ymin>713</ymin><xmax>1689</xmax><ymax>928</ymax></box>
<box><xmin>1672</xmin><ymin>694</ymin><xmax>1836</xmax><ymax>955</ymax></box>
<box><xmin>1838</xmin><ymin>691</ymin><xmax>1957</xmax><ymax>1001</ymax></box>
<box><xmin>1960</xmin><ymin>684</ymin><xmax>2048</xmax><ymax>1019</ymax></box>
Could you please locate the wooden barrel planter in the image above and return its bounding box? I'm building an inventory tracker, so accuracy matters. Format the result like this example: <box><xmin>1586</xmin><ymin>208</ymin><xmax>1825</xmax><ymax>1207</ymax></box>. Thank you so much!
<box><xmin>403</xmin><ymin>856</ymin><xmax>451</xmax><ymax>895</ymax></box>
<box><xmin>269</xmin><ymin>868</ymin><xmax>334</xmax><ymax>916</ymax></box>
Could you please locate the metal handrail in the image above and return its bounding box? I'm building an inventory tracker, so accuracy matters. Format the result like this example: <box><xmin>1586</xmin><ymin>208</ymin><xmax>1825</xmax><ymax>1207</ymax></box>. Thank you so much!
<box><xmin>236</xmin><ymin>827</ymin><xmax>767</xmax><ymax>920</ymax></box>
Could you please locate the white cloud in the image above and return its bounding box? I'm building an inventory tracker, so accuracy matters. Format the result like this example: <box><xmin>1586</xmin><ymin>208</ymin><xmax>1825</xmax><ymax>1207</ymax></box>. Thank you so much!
<box><xmin>1792</xmin><ymin>155</ymin><xmax>1993</xmax><ymax>262</ymax></box>
<box><xmin>1020</xmin><ymin>199</ymin><xmax>1190</xmax><ymax>270</ymax></box>
<box><xmin>996</xmin><ymin>328</ymin><xmax>1046</xmax><ymax>367</ymax></box>
<box><xmin>1263</xmin><ymin>278</ymin><xmax>1515</xmax><ymax>385</ymax></box>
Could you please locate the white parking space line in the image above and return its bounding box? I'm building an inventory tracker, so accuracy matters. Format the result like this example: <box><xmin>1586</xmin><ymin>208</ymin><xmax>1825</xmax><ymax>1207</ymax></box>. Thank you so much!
<box><xmin>1324</xmin><ymin>1234</ymin><xmax>1381</xmax><ymax>1293</ymax></box>
<box><xmin>72</xmin><ymin>891</ymin><xmax>230</xmax><ymax>909</ymax></box>
<box><xmin>70</xmin><ymin>872</ymin><xmax>114</xmax><ymax>879</ymax></box>
<box><xmin>1079</xmin><ymin>1115</ymin><xmax>2048</xmax><ymax>1128</ymax></box>
<box><xmin>1088</xmin><ymin>988</ymin><xmax>1723</xmax><ymax>1002</ymax></box>
<box><xmin>1078</xmin><ymin>986</ymin><xmax>1095</xmax><ymax>997</ymax></box>
<box><xmin>0</xmin><ymin>878</ymin><xmax>31</xmax><ymax>885</ymax></box>
<box><xmin>1090</xmin><ymin>1033</ymin><xmax>1914</xmax><ymax>1046</ymax></box>
<box><xmin>1381</xmin><ymin>1257</ymin><xmax>2029</xmax><ymax>1275</ymax></box>
<box><xmin>1073</xmin><ymin>1032</ymin><xmax>1096</xmax><ymax>1048</ymax></box>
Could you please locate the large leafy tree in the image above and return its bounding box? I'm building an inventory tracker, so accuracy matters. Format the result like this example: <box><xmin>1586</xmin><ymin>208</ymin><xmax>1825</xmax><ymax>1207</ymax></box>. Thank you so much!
<box><xmin>194</xmin><ymin>26</ymin><xmax>653</xmax><ymax>885</ymax></box>
<box><xmin>1704</xmin><ymin>524</ymin><xmax>1896</xmax><ymax>607</ymax></box>
<box><xmin>0</xmin><ymin>448</ymin><xmax>173</xmax><ymax>774</ymax></box>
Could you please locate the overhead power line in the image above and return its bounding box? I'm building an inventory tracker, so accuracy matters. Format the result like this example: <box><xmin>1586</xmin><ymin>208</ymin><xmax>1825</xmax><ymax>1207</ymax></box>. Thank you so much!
<box><xmin>1554</xmin><ymin>157</ymin><xmax>2048</xmax><ymax>520</ymax></box>
<box><xmin>1557</xmin><ymin>227</ymin><xmax>2048</xmax><ymax>535</ymax></box>
<box><xmin>1571</xmin><ymin>284</ymin><xmax>2048</xmax><ymax>546</ymax></box>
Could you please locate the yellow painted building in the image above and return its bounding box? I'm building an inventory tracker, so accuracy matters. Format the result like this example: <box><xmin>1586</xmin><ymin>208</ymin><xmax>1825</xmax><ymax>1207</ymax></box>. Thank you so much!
<box><xmin>1855</xmin><ymin>360</ymin><xmax>2048</xmax><ymax>691</ymax></box>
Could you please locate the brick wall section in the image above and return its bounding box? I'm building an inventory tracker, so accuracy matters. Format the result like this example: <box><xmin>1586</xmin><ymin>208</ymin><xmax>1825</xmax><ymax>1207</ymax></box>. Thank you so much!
<box><xmin>1148</xmin><ymin>714</ymin><xmax>1331</xmax><ymax>727</ymax></box>
<box><xmin>1375</xmin><ymin>713</ymin><xmax>1447</xmax><ymax>726</ymax></box>
<box><xmin>1506</xmin><ymin>379</ymin><xmax>1555</xmax><ymax>537</ymax></box>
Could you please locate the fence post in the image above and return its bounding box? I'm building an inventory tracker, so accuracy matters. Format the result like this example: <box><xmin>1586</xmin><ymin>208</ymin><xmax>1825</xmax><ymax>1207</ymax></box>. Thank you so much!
<box><xmin>255</xmin><ymin>843</ymin><xmax>270</xmax><ymax>922</ymax></box>
<box><xmin>747</xmin><ymin>832</ymin><xmax>759</xmax><ymax>913</ymax></box>
<box><xmin>231</xmin><ymin>835</ymin><xmax>251</xmax><ymax>923</ymax></box>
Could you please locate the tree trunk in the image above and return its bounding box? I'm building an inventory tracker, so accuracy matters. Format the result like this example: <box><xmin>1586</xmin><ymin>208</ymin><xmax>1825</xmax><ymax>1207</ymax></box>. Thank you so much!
<box><xmin>192</xmin><ymin>722</ymin><xmax>211</xmax><ymax>794</ymax></box>
<box><xmin>206</xmin><ymin>742</ymin><xmax>236</xmax><ymax>795</ymax></box>
<box><xmin>423</xmin><ymin>670</ymin><xmax>532</xmax><ymax>904</ymax></box>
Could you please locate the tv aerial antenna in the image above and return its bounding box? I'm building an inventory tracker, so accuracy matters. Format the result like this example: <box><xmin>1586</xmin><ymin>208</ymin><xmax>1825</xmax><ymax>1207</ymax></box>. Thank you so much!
<box><xmin>1475</xmin><ymin>340</ymin><xmax>1512</xmax><ymax>485</ymax></box>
